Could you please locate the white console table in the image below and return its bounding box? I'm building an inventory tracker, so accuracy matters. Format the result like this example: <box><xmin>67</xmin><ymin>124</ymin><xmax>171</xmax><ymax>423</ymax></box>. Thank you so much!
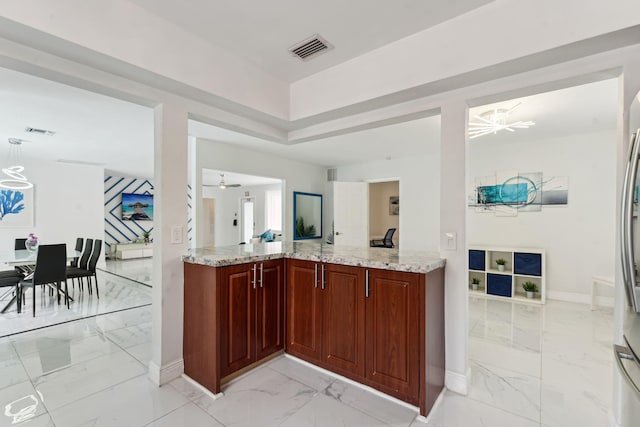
<box><xmin>112</xmin><ymin>243</ymin><xmax>153</xmax><ymax>259</ymax></box>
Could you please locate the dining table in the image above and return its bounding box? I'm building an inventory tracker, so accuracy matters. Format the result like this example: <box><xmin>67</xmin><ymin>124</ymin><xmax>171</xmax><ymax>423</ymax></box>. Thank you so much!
<box><xmin>0</xmin><ymin>248</ymin><xmax>83</xmax><ymax>313</ymax></box>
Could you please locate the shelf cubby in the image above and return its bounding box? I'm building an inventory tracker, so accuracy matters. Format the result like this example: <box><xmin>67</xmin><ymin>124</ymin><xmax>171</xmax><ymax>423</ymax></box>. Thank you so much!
<box><xmin>468</xmin><ymin>246</ymin><xmax>545</xmax><ymax>304</ymax></box>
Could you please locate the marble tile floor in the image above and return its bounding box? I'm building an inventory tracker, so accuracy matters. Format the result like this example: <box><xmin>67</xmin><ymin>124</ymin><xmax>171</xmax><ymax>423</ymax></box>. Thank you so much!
<box><xmin>468</xmin><ymin>296</ymin><xmax>615</xmax><ymax>427</ymax></box>
<box><xmin>0</xmin><ymin>294</ymin><xmax>616</xmax><ymax>426</ymax></box>
<box><xmin>102</xmin><ymin>258</ymin><xmax>153</xmax><ymax>287</ymax></box>
<box><xmin>0</xmin><ymin>270</ymin><xmax>152</xmax><ymax>337</ymax></box>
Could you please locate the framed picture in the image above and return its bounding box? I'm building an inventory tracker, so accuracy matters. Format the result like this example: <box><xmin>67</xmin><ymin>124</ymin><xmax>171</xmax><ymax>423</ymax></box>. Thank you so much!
<box><xmin>293</xmin><ymin>191</ymin><xmax>322</xmax><ymax>240</ymax></box>
<box><xmin>389</xmin><ymin>196</ymin><xmax>399</xmax><ymax>215</ymax></box>
<box><xmin>0</xmin><ymin>187</ymin><xmax>34</xmax><ymax>227</ymax></box>
<box><xmin>122</xmin><ymin>193</ymin><xmax>154</xmax><ymax>221</ymax></box>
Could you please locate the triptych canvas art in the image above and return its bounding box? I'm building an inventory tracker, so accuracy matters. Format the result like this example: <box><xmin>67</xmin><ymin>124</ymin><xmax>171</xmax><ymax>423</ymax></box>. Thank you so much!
<box><xmin>469</xmin><ymin>170</ymin><xmax>568</xmax><ymax>216</ymax></box>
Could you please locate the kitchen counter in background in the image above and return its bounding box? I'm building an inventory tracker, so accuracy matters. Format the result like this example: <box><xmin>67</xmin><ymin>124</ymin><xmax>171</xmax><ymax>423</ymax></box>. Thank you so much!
<box><xmin>183</xmin><ymin>241</ymin><xmax>445</xmax><ymax>273</ymax></box>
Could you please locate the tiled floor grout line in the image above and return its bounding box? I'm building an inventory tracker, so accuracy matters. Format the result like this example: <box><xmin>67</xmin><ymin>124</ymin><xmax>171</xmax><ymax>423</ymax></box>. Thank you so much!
<box><xmin>98</xmin><ymin>267</ymin><xmax>152</xmax><ymax>288</ymax></box>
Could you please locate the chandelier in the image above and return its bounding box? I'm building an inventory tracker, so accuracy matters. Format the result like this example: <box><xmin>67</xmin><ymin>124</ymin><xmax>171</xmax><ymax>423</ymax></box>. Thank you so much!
<box><xmin>0</xmin><ymin>138</ymin><xmax>33</xmax><ymax>190</ymax></box>
<box><xmin>469</xmin><ymin>102</ymin><xmax>535</xmax><ymax>139</ymax></box>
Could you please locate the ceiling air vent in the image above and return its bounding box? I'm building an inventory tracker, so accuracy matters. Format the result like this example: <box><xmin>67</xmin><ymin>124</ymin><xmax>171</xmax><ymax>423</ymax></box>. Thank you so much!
<box><xmin>25</xmin><ymin>127</ymin><xmax>56</xmax><ymax>136</ymax></box>
<box><xmin>288</xmin><ymin>34</ymin><xmax>333</xmax><ymax>62</ymax></box>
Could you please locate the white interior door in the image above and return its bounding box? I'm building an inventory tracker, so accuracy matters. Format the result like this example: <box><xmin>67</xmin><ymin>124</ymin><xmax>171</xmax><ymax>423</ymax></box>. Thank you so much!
<box><xmin>333</xmin><ymin>182</ymin><xmax>368</xmax><ymax>247</ymax></box>
<box><xmin>241</xmin><ymin>198</ymin><xmax>255</xmax><ymax>244</ymax></box>
<box><xmin>203</xmin><ymin>198</ymin><xmax>215</xmax><ymax>247</ymax></box>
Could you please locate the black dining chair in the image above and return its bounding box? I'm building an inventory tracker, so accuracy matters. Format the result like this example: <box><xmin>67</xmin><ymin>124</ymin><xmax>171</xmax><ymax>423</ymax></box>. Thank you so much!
<box><xmin>18</xmin><ymin>244</ymin><xmax>69</xmax><ymax>317</ymax></box>
<box><xmin>14</xmin><ymin>238</ymin><xmax>27</xmax><ymax>250</ymax></box>
<box><xmin>370</xmin><ymin>228</ymin><xmax>396</xmax><ymax>248</ymax></box>
<box><xmin>70</xmin><ymin>237</ymin><xmax>84</xmax><ymax>267</ymax></box>
<box><xmin>13</xmin><ymin>238</ymin><xmax>34</xmax><ymax>277</ymax></box>
<box><xmin>67</xmin><ymin>239</ymin><xmax>101</xmax><ymax>298</ymax></box>
<box><xmin>69</xmin><ymin>238</ymin><xmax>92</xmax><ymax>291</ymax></box>
<box><xmin>0</xmin><ymin>270</ymin><xmax>24</xmax><ymax>313</ymax></box>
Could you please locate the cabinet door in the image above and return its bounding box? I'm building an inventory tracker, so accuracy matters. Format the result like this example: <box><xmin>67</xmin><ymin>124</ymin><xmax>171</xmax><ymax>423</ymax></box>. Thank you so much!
<box><xmin>286</xmin><ymin>259</ymin><xmax>322</xmax><ymax>361</ymax></box>
<box><xmin>219</xmin><ymin>263</ymin><xmax>256</xmax><ymax>377</ymax></box>
<box><xmin>256</xmin><ymin>259</ymin><xmax>284</xmax><ymax>360</ymax></box>
<box><xmin>365</xmin><ymin>269</ymin><xmax>420</xmax><ymax>401</ymax></box>
<box><xmin>322</xmin><ymin>263</ymin><xmax>365</xmax><ymax>377</ymax></box>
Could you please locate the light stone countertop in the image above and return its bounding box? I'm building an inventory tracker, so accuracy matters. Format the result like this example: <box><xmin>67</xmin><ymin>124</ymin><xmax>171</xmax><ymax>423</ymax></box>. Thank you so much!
<box><xmin>183</xmin><ymin>241</ymin><xmax>445</xmax><ymax>274</ymax></box>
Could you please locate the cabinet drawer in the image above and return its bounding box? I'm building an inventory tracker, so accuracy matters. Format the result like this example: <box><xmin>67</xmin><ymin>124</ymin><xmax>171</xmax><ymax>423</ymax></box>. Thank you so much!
<box><xmin>514</xmin><ymin>252</ymin><xmax>542</xmax><ymax>276</ymax></box>
<box><xmin>468</xmin><ymin>250</ymin><xmax>486</xmax><ymax>271</ymax></box>
<box><xmin>487</xmin><ymin>274</ymin><xmax>512</xmax><ymax>297</ymax></box>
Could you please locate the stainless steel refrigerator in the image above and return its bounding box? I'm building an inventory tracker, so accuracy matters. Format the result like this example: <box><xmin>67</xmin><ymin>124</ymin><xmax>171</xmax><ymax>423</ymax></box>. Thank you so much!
<box><xmin>617</xmin><ymin>128</ymin><xmax>640</xmax><ymax>426</ymax></box>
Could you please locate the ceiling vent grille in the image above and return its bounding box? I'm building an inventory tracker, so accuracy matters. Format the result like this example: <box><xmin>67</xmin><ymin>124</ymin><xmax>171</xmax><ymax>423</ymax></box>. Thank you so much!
<box><xmin>288</xmin><ymin>34</ymin><xmax>333</xmax><ymax>61</ymax></box>
<box><xmin>25</xmin><ymin>127</ymin><xmax>56</xmax><ymax>136</ymax></box>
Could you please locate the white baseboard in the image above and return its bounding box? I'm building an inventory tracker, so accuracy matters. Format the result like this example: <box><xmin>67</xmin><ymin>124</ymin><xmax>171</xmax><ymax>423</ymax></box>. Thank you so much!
<box><xmin>284</xmin><ymin>354</ymin><xmax>420</xmax><ymax>412</ymax></box>
<box><xmin>148</xmin><ymin>358</ymin><xmax>184</xmax><ymax>386</ymax></box>
<box><xmin>445</xmin><ymin>368</ymin><xmax>470</xmax><ymax>395</ymax></box>
<box><xmin>547</xmin><ymin>291</ymin><xmax>614</xmax><ymax>308</ymax></box>
<box><xmin>182</xmin><ymin>374</ymin><xmax>223</xmax><ymax>400</ymax></box>
<box><xmin>610</xmin><ymin>409</ymin><xmax>620</xmax><ymax>427</ymax></box>
<box><xmin>415</xmin><ymin>388</ymin><xmax>446</xmax><ymax>425</ymax></box>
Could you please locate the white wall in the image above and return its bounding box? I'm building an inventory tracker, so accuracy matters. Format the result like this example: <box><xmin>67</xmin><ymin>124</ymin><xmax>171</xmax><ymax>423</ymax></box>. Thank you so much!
<box><xmin>290</xmin><ymin>0</ymin><xmax>640</xmax><ymax>119</ymax></box>
<box><xmin>0</xmin><ymin>158</ymin><xmax>104</xmax><ymax>265</ymax></box>
<box><xmin>203</xmin><ymin>183</ymin><xmax>281</xmax><ymax>247</ymax></box>
<box><xmin>0</xmin><ymin>1</ymin><xmax>290</xmax><ymax>120</ymax></box>
<box><xmin>193</xmin><ymin>139</ymin><xmax>325</xmax><ymax>247</ymax></box>
<box><xmin>335</xmin><ymin>154</ymin><xmax>440</xmax><ymax>252</ymax></box>
<box><xmin>467</xmin><ymin>129</ymin><xmax>616</xmax><ymax>299</ymax></box>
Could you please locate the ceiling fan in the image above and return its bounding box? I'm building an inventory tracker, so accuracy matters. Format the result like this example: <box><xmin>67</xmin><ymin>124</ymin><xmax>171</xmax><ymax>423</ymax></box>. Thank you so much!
<box><xmin>204</xmin><ymin>173</ymin><xmax>241</xmax><ymax>189</ymax></box>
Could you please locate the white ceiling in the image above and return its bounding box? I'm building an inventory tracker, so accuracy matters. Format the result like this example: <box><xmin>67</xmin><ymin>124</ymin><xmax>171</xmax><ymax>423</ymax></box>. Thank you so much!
<box><xmin>0</xmin><ymin>66</ymin><xmax>620</xmax><ymax>179</ymax></box>
<box><xmin>126</xmin><ymin>0</ymin><xmax>494</xmax><ymax>82</ymax></box>
<box><xmin>468</xmin><ymin>78</ymin><xmax>619</xmax><ymax>145</ymax></box>
<box><xmin>0</xmin><ymin>67</ymin><xmax>154</xmax><ymax>178</ymax></box>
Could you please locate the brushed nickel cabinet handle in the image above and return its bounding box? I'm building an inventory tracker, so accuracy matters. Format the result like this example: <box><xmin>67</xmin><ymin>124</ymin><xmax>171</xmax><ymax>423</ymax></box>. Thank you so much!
<box><xmin>365</xmin><ymin>270</ymin><xmax>370</xmax><ymax>297</ymax></box>
<box><xmin>252</xmin><ymin>264</ymin><xmax>257</xmax><ymax>289</ymax></box>
<box><xmin>260</xmin><ymin>263</ymin><xmax>264</xmax><ymax>288</ymax></box>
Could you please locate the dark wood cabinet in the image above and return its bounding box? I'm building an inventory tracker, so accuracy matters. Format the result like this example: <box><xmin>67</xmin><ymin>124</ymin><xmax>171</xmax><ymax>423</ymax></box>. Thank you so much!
<box><xmin>256</xmin><ymin>260</ymin><xmax>284</xmax><ymax>360</ymax></box>
<box><xmin>186</xmin><ymin>257</ymin><xmax>444</xmax><ymax>417</ymax></box>
<box><xmin>284</xmin><ymin>260</ymin><xmax>444</xmax><ymax>414</ymax></box>
<box><xmin>286</xmin><ymin>259</ymin><xmax>322</xmax><ymax>361</ymax></box>
<box><xmin>219</xmin><ymin>263</ymin><xmax>255</xmax><ymax>377</ymax></box>
<box><xmin>322</xmin><ymin>263</ymin><xmax>365</xmax><ymax>377</ymax></box>
<box><xmin>184</xmin><ymin>259</ymin><xmax>285</xmax><ymax>394</ymax></box>
<box><xmin>365</xmin><ymin>269</ymin><xmax>420</xmax><ymax>404</ymax></box>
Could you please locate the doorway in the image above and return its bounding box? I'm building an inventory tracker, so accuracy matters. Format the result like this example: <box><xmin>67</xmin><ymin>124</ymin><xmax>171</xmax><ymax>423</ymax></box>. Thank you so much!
<box><xmin>368</xmin><ymin>180</ymin><xmax>399</xmax><ymax>247</ymax></box>
<box><xmin>201</xmin><ymin>169</ymin><xmax>283</xmax><ymax>246</ymax></box>
<box><xmin>240</xmin><ymin>197</ymin><xmax>255</xmax><ymax>244</ymax></box>
<box><xmin>465</xmin><ymin>77</ymin><xmax>618</xmax><ymax>426</ymax></box>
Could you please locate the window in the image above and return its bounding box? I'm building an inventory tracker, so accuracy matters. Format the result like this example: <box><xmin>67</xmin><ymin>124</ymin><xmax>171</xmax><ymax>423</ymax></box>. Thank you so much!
<box><xmin>265</xmin><ymin>190</ymin><xmax>282</xmax><ymax>232</ymax></box>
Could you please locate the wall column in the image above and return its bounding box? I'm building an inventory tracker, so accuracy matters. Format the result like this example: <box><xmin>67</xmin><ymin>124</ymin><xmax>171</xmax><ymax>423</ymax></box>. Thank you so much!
<box><xmin>149</xmin><ymin>102</ymin><xmax>189</xmax><ymax>385</ymax></box>
<box><xmin>439</xmin><ymin>100</ymin><xmax>469</xmax><ymax>394</ymax></box>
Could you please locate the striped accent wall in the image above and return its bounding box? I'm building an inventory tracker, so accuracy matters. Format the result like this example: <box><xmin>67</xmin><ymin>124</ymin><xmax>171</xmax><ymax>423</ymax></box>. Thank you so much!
<box><xmin>104</xmin><ymin>176</ymin><xmax>154</xmax><ymax>253</ymax></box>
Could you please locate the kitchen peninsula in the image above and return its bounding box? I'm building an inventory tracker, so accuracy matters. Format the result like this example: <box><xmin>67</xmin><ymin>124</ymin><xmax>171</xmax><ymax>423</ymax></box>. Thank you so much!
<box><xmin>183</xmin><ymin>241</ymin><xmax>445</xmax><ymax>417</ymax></box>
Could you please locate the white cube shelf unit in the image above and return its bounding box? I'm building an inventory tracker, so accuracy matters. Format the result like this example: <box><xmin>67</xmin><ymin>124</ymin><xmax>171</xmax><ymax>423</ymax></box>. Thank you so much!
<box><xmin>468</xmin><ymin>246</ymin><xmax>546</xmax><ymax>304</ymax></box>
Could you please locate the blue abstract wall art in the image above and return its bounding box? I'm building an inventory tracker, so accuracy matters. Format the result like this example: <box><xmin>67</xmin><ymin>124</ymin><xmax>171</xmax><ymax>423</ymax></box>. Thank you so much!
<box><xmin>0</xmin><ymin>188</ymin><xmax>34</xmax><ymax>226</ymax></box>
<box><xmin>469</xmin><ymin>171</ymin><xmax>568</xmax><ymax>216</ymax></box>
<box><xmin>0</xmin><ymin>190</ymin><xmax>24</xmax><ymax>220</ymax></box>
